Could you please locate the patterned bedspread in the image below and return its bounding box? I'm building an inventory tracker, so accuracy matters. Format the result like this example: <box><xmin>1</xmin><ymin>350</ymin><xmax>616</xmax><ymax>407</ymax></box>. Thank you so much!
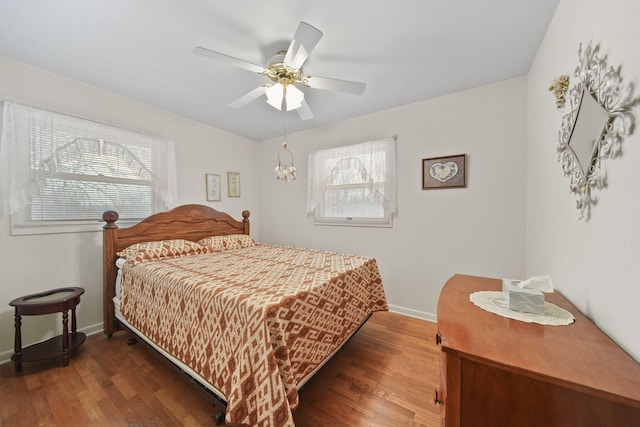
<box><xmin>119</xmin><ymin>243</ymin><xmax>388</xmax><ymax>426</ymax></box>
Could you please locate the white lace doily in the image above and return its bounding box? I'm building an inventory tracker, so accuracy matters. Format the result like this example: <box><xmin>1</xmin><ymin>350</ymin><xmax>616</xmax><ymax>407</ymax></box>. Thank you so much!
<box><xmin>470</xmin><ymin>291</ymin><xmax>575</xmax><ymax>326</ymax></box>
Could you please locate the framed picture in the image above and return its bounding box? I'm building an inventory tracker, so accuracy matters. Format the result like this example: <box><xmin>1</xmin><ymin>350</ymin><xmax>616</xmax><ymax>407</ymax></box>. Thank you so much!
<box><xmin>206</xmin><ymin>173</ymin><xmax>221</xmax><ymax>201</ymax></box>
<box><xmin>422</xmin><ymin>154</ymin><xmax>466</xmax><ymax>189</ymax></box>
<box><xmin>227</xmin><ymin>172</ymin><xmax>240</xmax><ymax>197</ymax></box>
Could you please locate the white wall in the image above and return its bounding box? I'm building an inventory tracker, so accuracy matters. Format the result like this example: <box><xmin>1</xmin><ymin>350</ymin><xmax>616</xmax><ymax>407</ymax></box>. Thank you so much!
<box><xmin>0</xmin><ymin>57</ymin><xmax>259</xmax><ymax>362</ymax></box>
<box><xmin>527</xmin><ymin>0</ymin><xmax>640</xmax><ymax>361</ymax></box>
<box><xmin>258</xmin><ymin>77</ymin><xmax>527</xmax><ymax>320</ymax></box>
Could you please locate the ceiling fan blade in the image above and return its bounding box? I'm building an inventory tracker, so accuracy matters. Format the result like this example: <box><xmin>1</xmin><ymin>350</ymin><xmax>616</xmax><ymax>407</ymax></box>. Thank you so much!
<box><xmin>283</xmin><ymin>22</ymin><xmax>323</xmax><ymax>70</ymax></box>
<box><xmin>296</xmin><ymin>99</ymin><xmax>314</xmax><ymax>121</ymax></box>
<box><xmin>229</xmin><ymin>85</ymin><xmax>268</xmax><ymax>108</ymax></box>
<box><xmin>304</xmin><ymin>75</ymin><xmax>366</xmax><ymax>95</ymax></box>
<box><xmin>193</xmin><ymin>46</ymin><xmax>265</xmax><ymax>74</ymax></box>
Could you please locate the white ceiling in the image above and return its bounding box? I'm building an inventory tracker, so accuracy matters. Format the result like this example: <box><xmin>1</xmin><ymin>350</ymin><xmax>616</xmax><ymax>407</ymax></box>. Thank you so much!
<box><xmin>0</xmin><ymin>0</ymin><xmax>559</xmax><ymax>141</ymax></box>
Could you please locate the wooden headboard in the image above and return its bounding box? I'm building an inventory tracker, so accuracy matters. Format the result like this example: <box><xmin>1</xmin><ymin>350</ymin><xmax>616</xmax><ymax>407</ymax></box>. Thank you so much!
<box><xmin>102</xmin><ymin>204</ymin><xmax>250</xmax><ymax>336</ymax></box>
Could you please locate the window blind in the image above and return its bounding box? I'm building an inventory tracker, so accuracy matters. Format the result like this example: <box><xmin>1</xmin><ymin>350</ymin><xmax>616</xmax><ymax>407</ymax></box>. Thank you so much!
<box><xmin>0</xmin><ymin>103</ymin><xmax>177</xmax><ymax>234</ymax></box>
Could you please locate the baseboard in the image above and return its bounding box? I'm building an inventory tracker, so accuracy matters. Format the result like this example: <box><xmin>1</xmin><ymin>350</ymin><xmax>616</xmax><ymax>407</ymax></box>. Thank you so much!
<box><xmin>0</xmin><ymin>349</ymin><xmax>12</xmax><ymax>366</ymax></box>
<box><xmin>82</xmin><ymin>321</ymin><xmax>105</xmax><ymax>337</ymax></box>
<box><xmin>388</xmin><ymin>304</ymin><xmax>436</xmax><ymax>323</ymax></box>
<box><xmin>0</xmin><ymin>321</ymin><xmax>104</xmax><ymax>366</ymax></box>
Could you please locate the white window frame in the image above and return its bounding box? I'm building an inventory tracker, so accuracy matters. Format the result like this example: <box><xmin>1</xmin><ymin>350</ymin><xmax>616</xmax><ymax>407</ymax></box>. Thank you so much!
<box><xmin>307</xmin><ymin>137</ymin><xmax>397</xmax><ymax>227</ymax></box>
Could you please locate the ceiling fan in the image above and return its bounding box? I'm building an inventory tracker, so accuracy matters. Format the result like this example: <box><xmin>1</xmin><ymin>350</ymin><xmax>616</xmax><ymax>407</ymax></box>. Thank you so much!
<box><xmin>193</xmin><ymin>22</ymin><xmax>366</xmax><ymax>121</ymax></box>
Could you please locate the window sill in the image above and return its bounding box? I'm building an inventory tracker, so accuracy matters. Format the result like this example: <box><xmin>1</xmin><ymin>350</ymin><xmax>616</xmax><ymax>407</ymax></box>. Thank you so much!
<box><xmin>10</xmin><ymin>217</ymin><xmax>140</xmax><ymax>236</ymax></box>
<box><xmin>312</xmin><ymin>217</ymin><xmax>393</xmax><ymax>228</ymax></box>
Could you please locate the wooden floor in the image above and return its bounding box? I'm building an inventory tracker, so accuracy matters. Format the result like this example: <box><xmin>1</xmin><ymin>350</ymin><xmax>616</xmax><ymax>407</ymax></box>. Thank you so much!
<box><xmin>0</xmin><ymin>312</ymin><xmax>441</xmax><ymax>426</ymax></box>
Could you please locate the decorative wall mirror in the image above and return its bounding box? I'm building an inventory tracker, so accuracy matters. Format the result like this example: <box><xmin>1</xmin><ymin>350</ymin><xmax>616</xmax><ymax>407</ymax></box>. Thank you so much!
<box><xmin>557</xmin><ymin>42</ymin><xmax>636</xmax><ymax>220</ymax></box>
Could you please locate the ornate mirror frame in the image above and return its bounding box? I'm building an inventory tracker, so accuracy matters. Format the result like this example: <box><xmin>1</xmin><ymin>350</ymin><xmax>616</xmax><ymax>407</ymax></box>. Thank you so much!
<box><xmin>557</xmin><ymin>42</ymin><xmax>636</xmax><ymax>220</ymax></box>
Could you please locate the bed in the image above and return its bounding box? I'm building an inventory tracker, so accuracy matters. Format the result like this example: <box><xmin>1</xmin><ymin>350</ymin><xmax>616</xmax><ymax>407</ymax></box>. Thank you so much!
<box><xmin>102</xmin><ymin>204</ymin><xmax>388</xmax><ymax>427</ymax></box>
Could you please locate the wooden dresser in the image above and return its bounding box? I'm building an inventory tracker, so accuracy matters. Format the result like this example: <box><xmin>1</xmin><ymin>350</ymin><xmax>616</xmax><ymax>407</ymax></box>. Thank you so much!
<box><xmin>436</xmin><ymin>274</ymin><xmax>640</xmax><ymax>427</ymax></box>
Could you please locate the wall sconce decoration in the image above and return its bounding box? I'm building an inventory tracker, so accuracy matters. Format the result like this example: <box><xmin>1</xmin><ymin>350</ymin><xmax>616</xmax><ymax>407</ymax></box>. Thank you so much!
<box><xmin>548</xmin><ymin>75</ymin><xmax>570</xmax><ymax>109</ymax></box>
<box><xmin>556</xmin><ymin>42</ymin><xmax>637</xmax><ymax>220</ymax></box>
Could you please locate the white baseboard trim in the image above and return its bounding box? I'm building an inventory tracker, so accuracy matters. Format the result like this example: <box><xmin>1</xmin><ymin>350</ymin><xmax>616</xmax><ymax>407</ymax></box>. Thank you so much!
<box><xmin>0</xmin><ymin>322</ymin><xmax>104</xmax><ymax>366</ymax></box>
<box><xmin>83</xmin><ymin>321</ymin><xmax>105</xmax><ymax>337</ymax></box>
<box><xmin>388</xmin><ymin>304</ymin><xmax>436</xmax><ymax>323</ymax></box>
<box><xmin>0</xmin><ymin>349</ymin><xmax>12</xmax><ymax>366</ymax></box>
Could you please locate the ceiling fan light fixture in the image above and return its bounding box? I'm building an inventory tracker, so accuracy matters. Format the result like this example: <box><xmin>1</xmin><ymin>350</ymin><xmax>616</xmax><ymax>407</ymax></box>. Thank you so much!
<box><xmin>266</xmin><ymin>81</ymin><xmax>305</xmax><ymax>112</ymax></box>
<box><xmin>194</xmin><ymin>21</ymin><xmax>365</xmax><ymax>121</ymax></box>
<box><xmin>266</xmin><ymin>83</ymin><xmax>284</xmax><ymax>110</ymax></box>
<box><xmin>285</xmin><ymin>85</ymin><xmax>304</xmax><ymax>111</ymax></box>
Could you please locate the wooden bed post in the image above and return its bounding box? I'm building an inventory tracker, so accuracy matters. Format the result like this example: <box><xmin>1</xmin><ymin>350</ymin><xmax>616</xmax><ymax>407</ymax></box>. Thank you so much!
<box><xmin>242</xmin><ymin>210</ymin><xmax>250</xmax><ymax>235</ymax></box>
<box><xmin>102</xmin><ymin>210</ymin><xmax>119</xmax><ymax>337</ymax></box>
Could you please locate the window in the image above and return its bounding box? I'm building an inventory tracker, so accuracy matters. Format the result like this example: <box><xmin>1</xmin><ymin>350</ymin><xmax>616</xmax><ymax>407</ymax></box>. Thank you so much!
<box><xmin>307</xmin><ymin>137</ymin><xmax>396</xmax><ymax>227</ymax></box>
<box><xmin>0</xmin><ymin>103</ymin><xmax>177</xmax><ymax>234</ymax></box>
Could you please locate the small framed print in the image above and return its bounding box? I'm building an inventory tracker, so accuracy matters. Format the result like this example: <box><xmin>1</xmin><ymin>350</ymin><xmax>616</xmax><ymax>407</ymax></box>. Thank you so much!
<box><xmin>206</xmin><ymin>174</ymin><xmax>221</xmax><ymax>201</ymax></box>
<box><xmin>422</xmin><ymin>154</ymin><xmax>466</xmax><ymax>189</ymax></box>
<box><xmin>227</xmin><ymin>172</ymin><xmax>240</xmax><ymax>197</ymax></box>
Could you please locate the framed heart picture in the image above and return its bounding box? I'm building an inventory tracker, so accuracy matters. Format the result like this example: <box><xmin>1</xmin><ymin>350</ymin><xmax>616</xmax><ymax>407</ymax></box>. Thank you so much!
<box><xmin>422</xmin><ymin>154</ymin><xmax>466</xmax><ymax>189</ymax></box>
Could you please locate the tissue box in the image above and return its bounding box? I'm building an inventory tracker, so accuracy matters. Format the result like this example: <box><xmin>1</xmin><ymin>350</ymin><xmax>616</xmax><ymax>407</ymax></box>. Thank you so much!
<box><xmin>502</xmin><ymin>280</ymin><xmax>545</xmax><ymax>315</ymax></box>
